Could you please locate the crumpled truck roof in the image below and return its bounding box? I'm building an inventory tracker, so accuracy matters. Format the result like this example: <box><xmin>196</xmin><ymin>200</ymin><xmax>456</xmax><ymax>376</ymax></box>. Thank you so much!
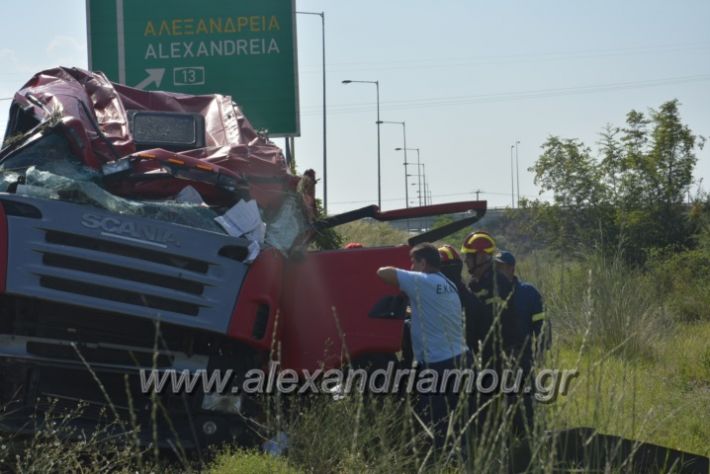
<box><xmin>5</xmin><ymin>66</ymin><xmax>311</xmax><ymax>219</ymax></box>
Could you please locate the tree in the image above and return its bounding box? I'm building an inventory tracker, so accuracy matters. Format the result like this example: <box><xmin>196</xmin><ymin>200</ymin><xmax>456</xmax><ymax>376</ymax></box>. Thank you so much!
<box><xmin>528</xmin><ymin>137</ymin><xmax>612</xmax><ymax>255</ymax></box>
<box><xmin>618</xmin><ymin>110</ymin><xmax>652</xmax><ymax>209</ymax></box>
<box><xmin>597</xmin><ymin>124</ymin><xmax>624</xmax><ymax>204</ymax></box>
<box><xmin>531</xmin><ymin>136</ymin><xmax>605</xmax><ymax>208</ymax></box>
<box><xmin>519</xmin><ymin>100</ymin><xmax>706</xmax><ymax>264</ymax></box>
<box><xmin>614</xmin><ymin>101</ymin><xmax>705</xmax><ymax>256</ymax></box>
<box><xmin>647</xmin><ymin>100</ymin><xmax>703</xmax><ymax>208</ymax></box>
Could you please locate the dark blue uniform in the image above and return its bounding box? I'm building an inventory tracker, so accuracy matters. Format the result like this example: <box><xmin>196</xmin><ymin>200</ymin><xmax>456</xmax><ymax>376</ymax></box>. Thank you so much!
<box><xmin>512</xmin><ymin>277</ymin><xmax>550</xmax><ymax>363</ymax></box>
<box><xmin>467</xmin><ymin>269</ymin><xmax>525</xmax><ymax>369</ymax></box>
<box><xmin>510</xmin><ymin>277</ymin><xmax>550</xmax><ymax>438</ymax></box>
<box><xmin>468</xmin><ymin>270</ymin><xmax>550</xmax><ymax>437</ymax></box>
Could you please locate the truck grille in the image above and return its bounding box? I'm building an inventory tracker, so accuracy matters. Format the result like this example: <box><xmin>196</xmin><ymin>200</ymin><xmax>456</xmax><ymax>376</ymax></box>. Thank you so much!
<box><xmin>42</xmin><ymin>252</ymin><xmax>204</xmax><ymax>295</ymax></box>
<box><xmin>3</xmin><ymin>195</ymin><xmax>249</xmax><ymax>335</ymax></box>
<box><xmin>39</xmin><ymin>276</ymin><xmax>200</xmax><ymax>316</ymax></box>
<box><xmin>35</xmin><ymin>230</ymin><xmax>208</xmax><ymax>317</ymax></box>
<box><xmin>45</xmin><ymin>230</ymin><xmax>208</xmax><ymax>273</ymax></box>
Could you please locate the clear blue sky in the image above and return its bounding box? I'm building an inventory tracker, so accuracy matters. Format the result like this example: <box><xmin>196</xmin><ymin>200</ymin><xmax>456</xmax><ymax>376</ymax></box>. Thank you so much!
<box><xmin>1</xmin><ymin>1</ymin><xmax>709</xmax><ymax>213</ymax></box>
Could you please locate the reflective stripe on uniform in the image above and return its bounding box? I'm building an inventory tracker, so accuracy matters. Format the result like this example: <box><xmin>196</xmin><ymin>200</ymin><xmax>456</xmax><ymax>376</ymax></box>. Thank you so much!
<box><xmin>485</xmin><ymin>289</ymin><xmax>515</xmax><ymax>309</ymax></box>
<box><xmin>485</xmin><ymin>296</ymin><xmax>507</xmax><ymax>306</ymax></box>
<box><xmin>532</xmin><ymin>312</ymin><xmax>546</xmax><ymax>322</ymax></box>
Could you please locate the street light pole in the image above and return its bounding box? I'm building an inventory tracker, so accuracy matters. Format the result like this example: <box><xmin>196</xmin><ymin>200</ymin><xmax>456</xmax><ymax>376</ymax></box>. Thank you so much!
<box><xmin>395</xmin><ymin>147</ymin><xmax>421</xmax><ymax>206</ymax></box>
<box><xmin>297</xmin><ymin>11</ymin><xmax>327</xmax><ymax>214</ymax></box>
<box><xmin>414</xmin><ymin>148</ymin><xmax>421</xmax><ymax>206</ymax></box>
<box><xmin>408</xmin><ymin>163</ymin><xmax>426</xmax><ymax>205</ymax></box>
<box><xmin>380</xmin><ymin>121</ymin><xmax>410</xmax><ymax>208</ymax></box>
<box><xmin>515</xmin><ymin>140</ymin><xmax>520</xmax><ymax>207</ymax></box>
<box><xmin>376</xmin><ymin>82</ymin><xmax>381</xmax><ymax>208</ymax></box>
<box><xmin>510</xmin><ymin>144</ymin><xmax>515</xmax><ymax>208</ymax></box>
<box><xmin>342</xmin><ymin>79</ymin><xmax>381</xmax><ymax>208</ymax></box>
<box><xmin>421</xmin><ymin>163</ymin><xmax>428</xmax><ymax>206</ymax></box>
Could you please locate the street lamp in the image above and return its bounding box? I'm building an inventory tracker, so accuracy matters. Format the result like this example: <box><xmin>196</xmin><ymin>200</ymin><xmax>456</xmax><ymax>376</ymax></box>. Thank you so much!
<box><xmin>412</xmin><ymin>163</ymin><xmax>431</xmax><ymax>206</ymax></box>
<box><xmin>407</xmin><ymin>175</ymin><xmax>418</xmax><ymax>206</ymax></box>
<box><xmin>409</xmin><ymin>165</ymin><xmax>425</xmax><ymax>205</ymax></box>
<box><xmin>297</xmin><ymin>11</ymin><xmax>328</xmax><ymax>214</ymax></box>
<box><xmin>395</xmin><ymin>147</ymin><xmax>421</xmax><ymax>206</ymax></box>
<box><xmin>416</xmin><ymin>162</ymin><xmax>428</xmax><ymax>206</ymax></box>
<box><xmin>342</xmin><ymin>79</ymin><xmax>381</xmax><ymax>208</ymax></box>
<box><xmin>378</xmin><ymin>121</ymin><xmax>409</xmax><ymax>208</ymax></box>
<box><xmin>419</xmin><ymin>166</ymin><xmax>431</xmax><ymax>207</ymax></box>
<box><xmin>422</xmin><ymin>163</ymin><xmax>428</xmax><ymax>206</ymax></box>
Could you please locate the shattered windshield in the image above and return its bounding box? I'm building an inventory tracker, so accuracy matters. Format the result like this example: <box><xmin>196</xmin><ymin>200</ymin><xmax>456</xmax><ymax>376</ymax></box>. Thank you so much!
<box><xmin>0</xmin><ymin>130</ymin><xmax>307</xmax><ymax>256</ymax></box>
<box><xmin>0</xmin><ymin>131</ymin><xmax>225</xmax><ymax>233</ymax></box>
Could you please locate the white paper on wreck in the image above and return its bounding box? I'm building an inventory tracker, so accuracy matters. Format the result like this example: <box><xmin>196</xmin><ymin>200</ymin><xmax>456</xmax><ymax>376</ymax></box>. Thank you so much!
<box><xmin>215</xmin><ymin>199</ymin><xmax>263</xmax><ymax>238</ymax></box>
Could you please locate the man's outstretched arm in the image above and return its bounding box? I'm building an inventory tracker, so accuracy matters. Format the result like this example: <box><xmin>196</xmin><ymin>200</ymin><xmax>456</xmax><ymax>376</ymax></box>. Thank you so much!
<box><xmin>377</xmin><ymin>266</ymin><xmax>399</xmax><ymax>287</ymax></box>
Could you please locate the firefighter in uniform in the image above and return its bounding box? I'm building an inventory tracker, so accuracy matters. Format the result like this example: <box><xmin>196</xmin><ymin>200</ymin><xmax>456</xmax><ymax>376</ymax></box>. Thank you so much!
<box><xmin>438</xmin><ymin>244</ymin><xmax>477</xmax><ymax>351</ymax></box>
<box><xmin>494</xmin><ymin>250</ymin><xmax>551</xmax><ymax>363</ymax></box>
<box><xmin>460</xmin><ymin>232</ymin><xmax>530</xmax><ymax>438</ymax></box>
<box><xmin>459</xmin><ymin>231</ymin><xmax>524</xmax><ymax>365</ymax></box>
<box><xmin>495</xmin><ymin>250</ymin><xmax>552</xmax><ymax>445</ymax></box>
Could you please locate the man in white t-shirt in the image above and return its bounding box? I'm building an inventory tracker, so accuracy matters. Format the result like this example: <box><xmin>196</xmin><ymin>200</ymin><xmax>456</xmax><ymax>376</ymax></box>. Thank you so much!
<box><xmin>377</xmin><ymin>243</ymin><xmax>470</xmax><ymax>450</ymax></box>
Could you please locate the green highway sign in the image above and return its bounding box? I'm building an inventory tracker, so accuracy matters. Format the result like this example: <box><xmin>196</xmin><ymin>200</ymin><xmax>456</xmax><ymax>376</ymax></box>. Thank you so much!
<box><xmin>87</xmin><ymin>0</ymin><xmax>299</xmax><ymax>136</ymax></box>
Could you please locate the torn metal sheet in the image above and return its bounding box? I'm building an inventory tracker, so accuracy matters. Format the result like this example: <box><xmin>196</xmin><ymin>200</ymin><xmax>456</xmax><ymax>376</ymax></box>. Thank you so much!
<box><xmin>4</xmin><ymin>67</ymin><xmax>313</xmax><ymax>221</ymax></box>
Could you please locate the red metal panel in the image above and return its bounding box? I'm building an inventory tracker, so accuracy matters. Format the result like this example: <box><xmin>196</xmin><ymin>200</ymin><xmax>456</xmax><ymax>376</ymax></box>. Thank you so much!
<box><xmin>227</xmin><ymin>248</ymin><xmax>284</xmax><ymax>351</ymax></box>
<box><xmin>279</xmin><ymin>246</ymin><xmax>411</xmax><ymax>372</ymax></box>
<box><xmin>375</xmin><ymin>200</ymin><xmax>486</xmax><ymax>220</ymax></box>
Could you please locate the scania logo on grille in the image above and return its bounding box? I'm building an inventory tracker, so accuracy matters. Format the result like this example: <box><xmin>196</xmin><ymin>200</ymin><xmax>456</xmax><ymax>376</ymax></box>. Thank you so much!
<box><xmin>81</xmin><ymin>213</ymin><xmax>180</xmax><ymax>247</ymax></box>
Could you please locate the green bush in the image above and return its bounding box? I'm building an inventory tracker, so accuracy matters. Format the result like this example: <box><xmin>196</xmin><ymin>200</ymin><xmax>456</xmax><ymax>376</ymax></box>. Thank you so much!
<box><xmin>647</xmin><ymin>243</ymin><xmax>710</xmax><ymax>322</ymax></box>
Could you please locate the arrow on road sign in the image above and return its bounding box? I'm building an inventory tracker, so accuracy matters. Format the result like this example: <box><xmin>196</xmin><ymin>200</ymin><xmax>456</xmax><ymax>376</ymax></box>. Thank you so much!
<box><xmin>134</xmin><ymin>68</ymin><xmax>165</xmax><ymax>90</ymax></box>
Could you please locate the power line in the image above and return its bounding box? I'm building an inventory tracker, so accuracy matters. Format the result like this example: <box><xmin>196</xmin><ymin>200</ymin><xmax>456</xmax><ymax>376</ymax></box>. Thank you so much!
<box><xmin>301</xmin><ymin>74</ymin><xmax>710</xmax><ymax>116</ymax></box>
<box><xmin>329</xmin><ymin>190</ymin><xmax>540</xmax><ymax>206</ymax></box>
<box><xmin>299</xmin><ymin>42</ymin><xmax>710</xmax><ymax>74</ymax></box>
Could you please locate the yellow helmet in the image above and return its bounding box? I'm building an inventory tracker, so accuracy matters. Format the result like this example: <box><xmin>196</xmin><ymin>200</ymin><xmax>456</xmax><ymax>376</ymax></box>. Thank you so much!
<box><xmin>438</xmin><ymin>244</ymin><xmax>461</xmax><ymax>264</ymax></box>
<box><xmin>460</xmin><ymin>231</ymin><xmax>496</xmax><ymax>255</ymax></box>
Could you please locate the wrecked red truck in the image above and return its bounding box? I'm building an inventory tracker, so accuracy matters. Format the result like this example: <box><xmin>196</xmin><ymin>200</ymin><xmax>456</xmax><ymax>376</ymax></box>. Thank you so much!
<box><xmin>0</xmin><ymin>67</ymin><xmax>485</xmax><ymax>447</ymax></box>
